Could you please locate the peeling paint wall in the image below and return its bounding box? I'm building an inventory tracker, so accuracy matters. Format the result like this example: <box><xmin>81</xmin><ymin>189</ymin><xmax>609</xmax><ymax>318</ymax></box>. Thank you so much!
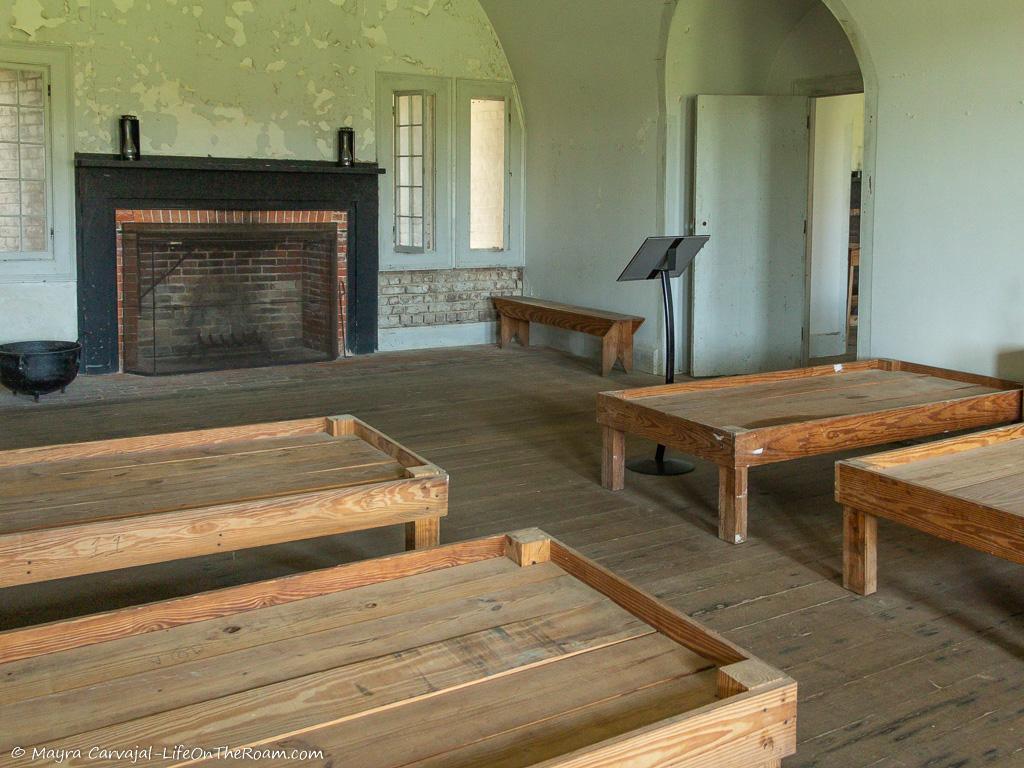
<box><xmin>0</xmin><ymin>0</ymin><xmax>512</xmax><ymax>346</ymax></box>
<box><xmin>1</xmin><ymin>0</ymin><xmax>511</xmax><ymax>159</ymax></box>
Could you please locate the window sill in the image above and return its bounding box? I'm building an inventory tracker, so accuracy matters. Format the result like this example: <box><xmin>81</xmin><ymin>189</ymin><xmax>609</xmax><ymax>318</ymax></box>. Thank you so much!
<box><xmin>455</xmin><ymin>251</ymin><xmax>524</xmax><ymax>269</ymax></box>
<box><xmin>380</xmin><ymin>252</ymin><xmax>453</xmax><ymax>272</ymax></box>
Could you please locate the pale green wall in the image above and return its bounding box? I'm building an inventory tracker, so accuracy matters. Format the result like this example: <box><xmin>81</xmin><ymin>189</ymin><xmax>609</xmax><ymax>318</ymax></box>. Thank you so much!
<box><xmin>485</xmin><ymin>0</ymin><xmax>1023</xmax><ymax>380</ymax></box>
<box><xmin>480</xmin><ymin>0</ymin><xmax>860</xmax><ymax>374</ymax></box>
<box><xmin>479</xmin><ymin>0</ymin><xmax>673</xmax><ymax>372</ymax></box>
<box><xmin>665</xmin><ymin>0</ymin><xmax>860</xmax><ymax>370</ymax></box>
<box><xmin>828</xmin><ymin>0</ymin><xmax>1024</xmax><ymax>380</ymax></box>
<box><xmin>0</xmin><ymin>0</ymin><xmax>512</xmax><ymax>345</ymax></box>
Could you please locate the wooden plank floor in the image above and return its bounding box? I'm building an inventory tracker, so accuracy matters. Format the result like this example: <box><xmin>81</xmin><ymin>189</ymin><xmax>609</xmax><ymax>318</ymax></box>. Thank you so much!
<box><xmin>1</xmin><ymin>346</ymin><xmax>1022</xmax><ymax>767</ymax></box>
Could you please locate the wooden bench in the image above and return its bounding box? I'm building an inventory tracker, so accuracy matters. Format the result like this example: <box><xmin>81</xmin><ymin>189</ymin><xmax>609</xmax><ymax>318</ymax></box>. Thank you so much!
<box><xmin>0</xmin><ymin>415</ymin><xmax>448</xmax><ymax>587</ymax></box>
<box><xmin>0</xmin><ymin>529</ymin><xmax>797</xmax><ymax>767</ymax></box>
<box><xmin>493</xmin><ymin>296</ymin><xmax>644</xmax><ymax>376</ymax></box>
<box><xmin>599</xmin><ymin>359</ymin><xmax>1022</xmax><ymax>544</ymax></box>
<box><xmin>836</xmin><ymin>423</ymin><xmax>1024</xmax><ymax>596</ymax></box>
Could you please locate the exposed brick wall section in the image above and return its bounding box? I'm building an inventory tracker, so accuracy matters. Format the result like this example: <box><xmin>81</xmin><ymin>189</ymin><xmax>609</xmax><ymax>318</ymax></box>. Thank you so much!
<box><xmin>115</xmin><ymin>209</ymin><xmax>347</xmax><ymax>371</ymax></box>
<box><xmin>379</xmin><ymin>267</ymin><xmax>523</xmax><ymax>328</ymax></box>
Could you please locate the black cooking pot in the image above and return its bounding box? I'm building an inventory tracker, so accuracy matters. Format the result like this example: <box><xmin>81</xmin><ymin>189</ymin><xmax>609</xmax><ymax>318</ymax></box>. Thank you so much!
<box><xmin>0</xmin><ymin>341</ymin><xmax>82</xmax><ymax>401</ymax></box>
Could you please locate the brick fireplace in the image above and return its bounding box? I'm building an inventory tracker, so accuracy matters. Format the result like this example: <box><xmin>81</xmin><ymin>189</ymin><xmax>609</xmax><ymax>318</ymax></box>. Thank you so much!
<box><xmin>74</xmin><ymin>154</ymin><xmax>382</xmax><ymax>374</ymax></box>
<box><xmin>115</xmin><ymin>209</ymin><xmax>347</xmax><ymax>375</ymax></box>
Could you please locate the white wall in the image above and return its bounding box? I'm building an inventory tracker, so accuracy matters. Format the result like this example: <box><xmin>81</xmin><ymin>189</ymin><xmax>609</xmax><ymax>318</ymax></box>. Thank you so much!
<box><xmin>766</xmin><ymin>3</ymin><xmax>865</xmax><ymax>94</ymax></box>
<box><xmin>479</xmin><ymin>0</ymin><xmax>674</xmax><ymax>374</ymax></box>
<box><xmin>665</xmin><ymin>0</ymin><xmax>860</xmax><ymax>372</ymax></box>
<box><xmin>477</xmin><ymin>0</ymin><xmax>863</xmax><ymax>375</ymax></box>
<box><xmin>809</xmin><ymin>93</ymin><xmax>863</xmax><ymax>357</ymax></box>
<box><xmin>481</xmin><ymin>0</ymin><xmax>1024</xmax><ymax>381</ymax></box>
<box><xmin>829</xmin><ymin>0</ymin><xmax>1024</xmax><ymax>380</ymax></box>
<box><xmin>0</xmin><ymin>282</ymin><xmax>78</xmax><ymax>342</ymax></box>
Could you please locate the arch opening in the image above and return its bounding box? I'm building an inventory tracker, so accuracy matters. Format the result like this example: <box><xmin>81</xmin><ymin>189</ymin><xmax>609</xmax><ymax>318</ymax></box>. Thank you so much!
<box><xmin>662</xmin><ymin>0</ymin><xmax>874</xmax><ymax>374</ymax></box>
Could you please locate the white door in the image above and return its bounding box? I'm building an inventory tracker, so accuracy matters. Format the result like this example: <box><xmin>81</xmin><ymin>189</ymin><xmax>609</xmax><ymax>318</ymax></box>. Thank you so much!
<box><xmin>691</xmin><ymin>95</ymin><xmax>810</xmax><ymax>377</ymax></box>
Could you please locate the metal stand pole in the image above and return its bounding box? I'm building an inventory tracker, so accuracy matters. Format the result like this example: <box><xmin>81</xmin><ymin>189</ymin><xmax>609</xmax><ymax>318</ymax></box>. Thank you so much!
<box><xmin>627</xmin><ymin>269</ymin><xmax>695</xmax><ymax>476</ymax></box>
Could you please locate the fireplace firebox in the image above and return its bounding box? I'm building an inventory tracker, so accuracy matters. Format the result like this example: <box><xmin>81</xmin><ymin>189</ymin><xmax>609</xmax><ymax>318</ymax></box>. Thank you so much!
<box><xmin>121</xmin><ymin>223</ymin><xmax>339</xmax><ymax>375</ymax></box>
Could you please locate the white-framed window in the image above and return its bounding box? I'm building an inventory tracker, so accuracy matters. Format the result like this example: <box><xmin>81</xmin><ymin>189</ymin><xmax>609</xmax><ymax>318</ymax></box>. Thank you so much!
<box><xmin>455</xmin><ymin>79</ymin><xmax>522</xmax><ymax>267</ymax></box>
<box><xmin>393</xmin><ymin>91</ymin><xmax>433</xmax><ymax>252</ymax></box>
<box><xmin>377</xmin><ymin>73</ymin><xmax>451</xmax><ymax>271</ymax></box>
<box><xmin>0</xmin><ymin>42</ymin><xmax>74</xmax><ymax>283</ymax></box>
<box><xmin>377</xmin><ymin>73</ymin><xmax>522</xmax><ymax>271</ymax></box>
<box><xmin>468</xmin><ymin>97</ymin><xmax>506</xmax><ymax>250</ymax></box>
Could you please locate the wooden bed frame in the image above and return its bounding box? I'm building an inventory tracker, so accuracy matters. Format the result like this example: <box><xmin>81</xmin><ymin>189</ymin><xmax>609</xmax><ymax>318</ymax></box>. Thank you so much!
<box><xmin>598</xmin><ymin>359</ymin><xmax>1022</xmax><ymax>544</ymax></box>
<box><xmin>836</xmin><ymin>423</ymin><xmax>1024</xmax><ymax>595</ymax></box>
<box><xmin>0</xmin><ymin>415</ymin><xmax>448</xmax><ymax>587</ymax></box>
<box><xmin>0</xmin><ymin>530</ymin><xmax>796</xmax><ymax>767</ymax></box>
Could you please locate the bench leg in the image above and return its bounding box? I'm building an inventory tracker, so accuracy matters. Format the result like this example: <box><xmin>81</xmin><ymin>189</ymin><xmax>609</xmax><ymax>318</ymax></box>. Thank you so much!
<box><xmin>517</xmin><ymin>319</ymin><xmax>530</xmax><ymax>347</ymax></box>
<box><xmin>405</xmin><ymin>517</ymin><xmax>440</xmax><ymax>550</ymax></box>
<box><xmin>843</xmin><ymin>506</ymin><xmax>877</xmax><ymax>595</ymax></box>
<box><xmin>499</xmin><ymin>314</ymin><xmax>515</xmax><ymax>348</ymax></box>
<box><xmin>601</xmin><ymin>325</ymin><xmax>620</xmax><ymax>376</ymax></box>
<box><xmin>601</xmin><ymin>426</ymin><xmax>625</xmax><ymax>490</ymax></box>
<box><xmin>718</xmin><ymin>466</ymin><xmax>748</xmax><ymax>544</ymax></box>
<box><xmin>618</xmin><ymin>322</ymin><xmax>634</xmax><ymax>373</ymax></box>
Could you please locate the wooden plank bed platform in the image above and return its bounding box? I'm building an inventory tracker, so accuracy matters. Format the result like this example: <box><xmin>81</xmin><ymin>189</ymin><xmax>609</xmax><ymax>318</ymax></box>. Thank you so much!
<box><xmin>0</xmin><ymin>529</ymin><xmax>795</xmax><ymax>768</ymax></box>
<box><xmin>0</xmin><ymin>415</ymin><xmax>447</xmax><ymax>587</ymax></box>
<box><xmin>836</xmin><ymin>423</ymin><xmax>1024</xmax><ymax>595</ymax></box>
<box><xmin>598</xmin><ymin>359</ymin><xmax>1022</xmax><ymax>544</ymax></box>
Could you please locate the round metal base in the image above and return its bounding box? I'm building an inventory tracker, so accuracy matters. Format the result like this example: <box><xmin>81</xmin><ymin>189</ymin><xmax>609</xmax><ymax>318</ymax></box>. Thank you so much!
<box><xmin>627</xmin><ymin>457</ymin><xmax>695</xmax><ymax>476</ymax></box>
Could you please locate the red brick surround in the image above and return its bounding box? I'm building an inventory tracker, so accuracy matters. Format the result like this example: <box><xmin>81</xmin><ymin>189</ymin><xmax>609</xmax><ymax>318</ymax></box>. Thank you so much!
<box><xmin>115</xmin><ymin>209</ymin><xmax>348</xmax><ymax>372</ymax></box>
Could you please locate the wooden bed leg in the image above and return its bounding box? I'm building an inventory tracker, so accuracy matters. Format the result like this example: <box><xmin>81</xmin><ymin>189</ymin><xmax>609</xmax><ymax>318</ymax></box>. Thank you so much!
<box><xmin>718</xmin><ymin>466</ymin><xmax>748</xmax><ymax>544</ymax></box>
<box><xmin>601</xmin><ymin>426</ymin><xmax>625</xmax><ymax>490</ymax></box>
<box><xmin>499</xmin><ymin>314</ymin><xmax>514</xmax><ymax>348</ymax></box>
<box><xmin>843</xmin><ymin>507</ymin><xmax>877</xmax><ymax>595</ymax></box>
<box><xmin>517</xmin><ymin>319</ymin><xmax>530</xmax><ymax>347</ymax></box>
<box><xmin>405</xmin><ymin>517</ymin><xmax>440</xmax><ymax>550</ymax></box>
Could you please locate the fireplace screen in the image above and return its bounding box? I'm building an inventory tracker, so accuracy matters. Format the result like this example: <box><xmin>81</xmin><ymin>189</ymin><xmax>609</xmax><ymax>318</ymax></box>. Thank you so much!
<box><xmin>120</xmin><ymin>223</ymin><xmax>339</xmax><ymax>375</ymax></box>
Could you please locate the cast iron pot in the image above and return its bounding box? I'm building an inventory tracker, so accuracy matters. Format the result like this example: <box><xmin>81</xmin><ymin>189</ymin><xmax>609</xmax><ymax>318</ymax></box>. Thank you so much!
<box><xmin>0</xmin><ymin>341</ymin><xmax>82</xmax><ymax>401</ymax></box>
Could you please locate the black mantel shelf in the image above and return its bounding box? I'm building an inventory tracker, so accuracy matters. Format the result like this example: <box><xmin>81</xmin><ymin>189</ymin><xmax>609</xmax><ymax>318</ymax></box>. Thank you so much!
<box><xmin>75</xmin><ymin>153</ymin><xmax>385</xmax><ymax>175</ymax></box>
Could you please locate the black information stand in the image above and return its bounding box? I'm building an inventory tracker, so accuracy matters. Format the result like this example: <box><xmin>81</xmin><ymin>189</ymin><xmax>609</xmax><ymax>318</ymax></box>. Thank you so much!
<box><xmin>617</xmin><ymin>235</ymin><xmax>710</xmax><ymax>476</ymax></box>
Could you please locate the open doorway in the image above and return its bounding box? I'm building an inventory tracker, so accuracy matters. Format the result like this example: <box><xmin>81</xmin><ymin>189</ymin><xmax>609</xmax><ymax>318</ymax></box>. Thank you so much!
<box><xmin>807</xmin><ymin>92</ymin><xmax>865</xmax><ymax>363</ymax></box>
<box><xmin>665</xmin><ymin>0</ymin><xmax>871</xmax><ymax>377</ymax></box>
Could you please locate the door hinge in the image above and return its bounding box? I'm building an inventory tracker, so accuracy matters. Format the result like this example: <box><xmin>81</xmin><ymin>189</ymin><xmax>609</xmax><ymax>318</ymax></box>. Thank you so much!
<box><xmin>47</xmin><ymin>84</ymin><xmax>52</xmax><ymax>98</ymax></box>
<box><xmin>803</xmin><ymin>219</ymin><xmax>807</xmax><ymax>234</ymax></box>
<box><xmin>806</xmin><ymin>114</ymin><xmax>810</xmax><ymax>130</ymax></box>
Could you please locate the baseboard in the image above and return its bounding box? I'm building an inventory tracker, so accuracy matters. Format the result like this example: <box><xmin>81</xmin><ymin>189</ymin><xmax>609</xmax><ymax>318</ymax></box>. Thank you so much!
<box><xmin>633</xmin><ymin>343</ymin><xmax>662</xmax><ymax>376</ymax></box>
<box><xmin>378</xmin><ymin>321</ymin><xmax>498</xmax><ymax>351</ymax></box>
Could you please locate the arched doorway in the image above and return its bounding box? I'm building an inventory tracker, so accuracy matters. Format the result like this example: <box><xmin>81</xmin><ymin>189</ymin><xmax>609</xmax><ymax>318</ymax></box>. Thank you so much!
<box><xmin>662</xmin><ymin>0</ymin><xmax>875</xmax><ymax>375</ymax></box>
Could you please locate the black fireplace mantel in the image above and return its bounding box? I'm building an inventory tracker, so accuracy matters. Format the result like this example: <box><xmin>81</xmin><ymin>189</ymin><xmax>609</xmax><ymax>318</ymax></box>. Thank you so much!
<box><xmin>74</xmin><ymin>152</ymin><xmax>384</xmax><ymax>374</ymax></box>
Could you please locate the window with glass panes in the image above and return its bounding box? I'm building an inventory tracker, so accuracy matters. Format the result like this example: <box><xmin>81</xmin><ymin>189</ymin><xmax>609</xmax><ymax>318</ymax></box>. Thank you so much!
<box><xmin>469</xmin><ymin>97</ymin><xmax>507</xmax><ymax>251</ymax></box>
<box><xmin>394</xmin><ymin>91</ymin><xmax>433</xmax><ymax>251</ymax></box>
<box><xmin>0</xmin><ymin>65</ymin><xmax>48</xmax><ymax>256</ymax></box>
